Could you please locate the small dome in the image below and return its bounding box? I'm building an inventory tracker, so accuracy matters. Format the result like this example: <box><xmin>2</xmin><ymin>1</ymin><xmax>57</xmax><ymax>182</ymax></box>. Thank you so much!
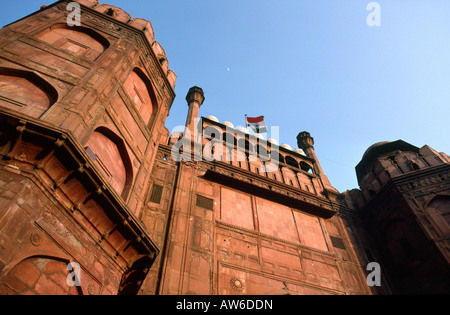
<box><xmin>281</xmin><ymin>144</ymin><xmax>292</xmax><ymax>150</ymax></box>
<box><xmin>363</xmin><ymin>141</ymin><xmax>391</xmax><ymax>158</ymax></box>
<box><xmin>253</xmin><ymin>133</ymin><xmax>264</xmax><ymax>139</ymax></box>
<box><xmin>294</xmin><ymin>149</ymin><xmax>306</xmax><ymax>156</ymax></box>
<box><xmin>236</xmin><ymin>127</ymin><xmax>249</xmax><ymax>134</ymax></box>
<box><xmin>356</xmin><ymin>139</ymin><xmax>420</xmax><ymax>184</ymax></box>
<box><xmin>222</xmin><ymin>121</ymin><xmax>234</xmax><ymax>129</ymax></box>
<box><xmin>206</xmin><ymin>116</ymin><xmax>219</xmax><ymax>122</ymax></box>
<box><xmin>268</xmin><ymin>138</ymin><xmax>279</xmax><ymax>145</ymax></box>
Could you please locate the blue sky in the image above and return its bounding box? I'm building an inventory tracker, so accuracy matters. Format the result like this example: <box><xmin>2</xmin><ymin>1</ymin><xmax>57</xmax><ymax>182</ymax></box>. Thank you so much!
<box><xmin>1</xmin><ymin>0</ymin><xmax>449</xmax><ymax>192</ymax></box>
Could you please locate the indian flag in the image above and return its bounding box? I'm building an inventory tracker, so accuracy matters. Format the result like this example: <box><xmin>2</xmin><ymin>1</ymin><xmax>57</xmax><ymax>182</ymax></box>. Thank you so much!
<box><xmin>246</xmin><ymin>115</ymin><xmax>267</xmax><ymax>134</ymax></box>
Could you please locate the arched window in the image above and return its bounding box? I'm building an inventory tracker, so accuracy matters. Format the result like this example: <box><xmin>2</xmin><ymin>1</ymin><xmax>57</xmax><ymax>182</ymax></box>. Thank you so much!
<box><xmin>285</xmin><ymin>156</ymin><xmax>299</xmax><ymax>169</ymax></box>
<box><xmin>86</xmin><ymin>128</ymin><xmax>133</xmax><ymax>198</ymax></box>
<box><xmin>0</xmin><ymin>68</ymin><xmax>58</xmax><ymax>118</ymax></box>
<box><xmin>36</xmin><ymin>24</ymin><xmax>109</xmax><ymax>61</ymax></box>
<box><xmin>300</xmin><ymin>161</ymin><xmax>313</xmax><ymax>173</ymax></box>
<box><xmin>123</xmin><ymin>68</ymin><xmax>156</xmax><ymax>126</ymax></box>
<box><xmin>105</xmin><ymin>8</ymin><xmax>115</xmax><ymax>17</ymax></box>
<box><xmin>409</xmin><ymin>160</ymin><xmax>421</xmax><ymax>171</ymax></box>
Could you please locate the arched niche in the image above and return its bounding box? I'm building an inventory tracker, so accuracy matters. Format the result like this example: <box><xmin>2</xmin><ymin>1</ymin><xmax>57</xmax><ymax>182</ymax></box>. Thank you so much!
<box><xmin>0</xmin><ymin>256</ymin><xmax>82</xmax><ymax>295</ymax></box>
<box><xmin>86</xmin><ymin>127</ymin><xmax>133</xmax><ymax>199</ymax></box>
<box><xmin>249</xmin><ymin>158</ymin><xmax>266</xmax><ymax>177</ymax></box>
<box><xmin>282</xmin><ymin>167</ymin><xmax>299</xmax><ymax>188</ymax></box>
<box><xmin>426</xmin><ymin>195</ymin><xmax>450</xmax><ymax>235</ymax></box>
<box><xmin>123</xmin><ymin>68</ymin><xmax>157</xmax><ymax>127</ymax></box>
<box><xmin>383</xmin><ymin>219</ymin><xmax>418</xmax><ymax>265</ymax></box>
<box><xmin>94</xmin><ymin>4</ymin><xmax>132</xmax><ymax>23</ymax></box>
<box><xmin>0</xmin><ymin>67</ymin><xmax>58</xmax><ymax>118</ymax></box>
<box><xmin>36</xmin><ymin>24</ymin><xmax>110</xmax><ymax>61</ymax></box>
<box><xmin>265</xmin><ymin>161</ymin><xmax>282</xmax><ymax>182</ymax></box>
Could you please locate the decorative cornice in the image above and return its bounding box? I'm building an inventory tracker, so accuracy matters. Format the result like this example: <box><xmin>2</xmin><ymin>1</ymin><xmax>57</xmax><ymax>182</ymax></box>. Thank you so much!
<box><xmin>157</xmin><ymin>141</ymin><xmax>342</xmax><ymax>218</ymax></box>
<box><xmin>358</xmin><ymin>164</ymin><xmax>450</xmax><ymax>216</ymax></box>
<box><xmin>393</xmin><ymin>164</ymin><xmax>450</xmax><ymax>193</ymax></box>
<box><xmin>204</xmin><ymin>161</ymin><xmax>338</xmax><ymax>219</ymax></box>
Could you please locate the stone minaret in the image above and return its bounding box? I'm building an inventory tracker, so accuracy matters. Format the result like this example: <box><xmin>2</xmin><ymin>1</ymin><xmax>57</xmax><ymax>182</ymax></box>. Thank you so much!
<box><xmin>297</xmin><ymin>131</ymin><xmax>339</xmax><ymax>199</ymax></box>
<box><xmin>185</xmin><ymin>86</ymin><xmax>205</xmax><ymax>137</ymax></box>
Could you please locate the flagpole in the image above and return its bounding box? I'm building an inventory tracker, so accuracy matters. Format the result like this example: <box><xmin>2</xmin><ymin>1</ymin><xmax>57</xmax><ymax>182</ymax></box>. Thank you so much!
<box><xmin>245</xmin><ymin>114</ymin><xmax>247</xmax><ymax>129</ymax></box>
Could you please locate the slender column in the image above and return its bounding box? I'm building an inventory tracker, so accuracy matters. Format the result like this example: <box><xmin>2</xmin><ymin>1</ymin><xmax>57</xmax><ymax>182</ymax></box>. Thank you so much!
<box><xmin>184</xmin><ymin>86</ymin><xmax>205</xmax><ymax>160</ymax></box>
<box><xmin>185</xmin><ymin>86</ymin><xmax>205</xmax><ymax>133</ymax></box>
<box><xmin>297</xmin><ymin>131</ymin><xmax>339</xmax><ymax>198</ymax></box>
<box><xmin>297</xmin><ymin>132</ymin><xmax>325</xmax><ymax>175</ymax></box>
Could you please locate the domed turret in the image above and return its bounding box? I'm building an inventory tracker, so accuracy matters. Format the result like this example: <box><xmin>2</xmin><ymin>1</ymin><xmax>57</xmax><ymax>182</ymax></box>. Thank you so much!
<box><xmin>356</xmin><ymin>140</ymin><xmax>420</xmax><ymax>184</ymax></box>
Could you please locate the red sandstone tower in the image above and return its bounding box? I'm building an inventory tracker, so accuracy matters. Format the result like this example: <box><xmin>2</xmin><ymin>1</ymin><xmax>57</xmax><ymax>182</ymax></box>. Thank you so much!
<box><xmin>343</xmin><ymin>141</ymin><xmax>450</xmax><ymax>294</ymax></box>
<box><xmin>0</xmin><ymin>0</ymin><xmax>175</xmax><ymax>294</ymax></box>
